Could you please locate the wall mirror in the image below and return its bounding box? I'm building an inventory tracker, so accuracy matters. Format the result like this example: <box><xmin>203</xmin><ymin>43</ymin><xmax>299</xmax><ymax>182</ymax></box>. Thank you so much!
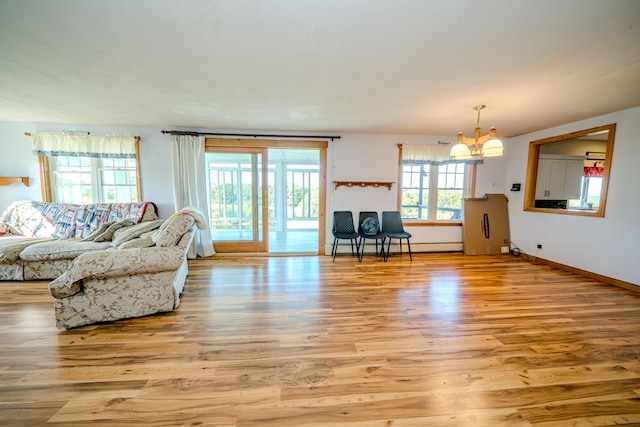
<box><xmin>523</xmin><ymin>123</ymin><xmax>616</xmax><ymax>217</ymax></box>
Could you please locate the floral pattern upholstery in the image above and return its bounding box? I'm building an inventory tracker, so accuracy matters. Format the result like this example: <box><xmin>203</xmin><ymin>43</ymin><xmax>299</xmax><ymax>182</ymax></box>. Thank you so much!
<box><xmin>49</xmin><ymin>210</ymin><xmax>200</xmax><ymax>329</ymax></box>
<box><xmin>49</xmin><ymin>246</ymin><xmax>186</xmax><ymax>298</ymax></box>
<box><xmin>1</xmin><ymin>200</ymin><xmax>156</xmax><ymax>238</ymax></box>
<box><xmin>0</xmin><ymin>202</ymin><xmax>158</xmax><ymax>281</ymax></box>
<box><xmin>0</xmin><ymin>236</ymin><xmax>53</xmax><ymax>263</ymax></box>
<box><xmin>0</xmin><ymin>263</ymin><xmax>23</xmax><ymax>281</ymax></box>
<box><xmin>0</xmin><ymin>202</ymin><xmax>204</xmax><ymax>328</ymax></box>
<box><xmin>24</xmin><ymin>259</ymin><xmax>75</xmax><ymax>281</ymax></box>
<box><xmin>154</xmin><ymin>214</ymin><xmax>195</xmax><ymax>247</ymax></box>
<box><xmin>53</xmin><ymin>266</ymin><xmax>187</xmax><ymax>330</ymax></box>
<box><xmin>20</xmin><ymin>240</ymin><xmax>113</xmax><ymax>261</ymax></box>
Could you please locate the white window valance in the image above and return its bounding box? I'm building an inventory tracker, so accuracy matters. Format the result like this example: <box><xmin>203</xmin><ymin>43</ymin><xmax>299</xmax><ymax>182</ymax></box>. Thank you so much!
<box><xmin>30</xmin><ymin>133</ymin><xmax>138</xmax><ymax>158</ymax></box>
<box><xmin>402</xmin><ymin>144</ymin><xmax>482</xmax><ymax>165</ymax></box>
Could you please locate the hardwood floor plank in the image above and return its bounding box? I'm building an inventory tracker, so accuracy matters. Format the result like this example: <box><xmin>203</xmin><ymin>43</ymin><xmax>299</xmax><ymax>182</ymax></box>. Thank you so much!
<box><xmin>445</xmin><ymin>378</ymin><xmax>640</xmax><ymax>411</ymax></box>
<box><xmin>1</xmin><ymin>253</ymin><xmax>639</xmax><ymax>426</ymax></box>
<box><xmin>517</xmin><ymin>397</ymin><xmax>640</xmax><ymax>426</ymax></box>
<box><xmin>235</xmin><ymin>394</ymin><xmax>456</xmax><ymax>426</ymax></box>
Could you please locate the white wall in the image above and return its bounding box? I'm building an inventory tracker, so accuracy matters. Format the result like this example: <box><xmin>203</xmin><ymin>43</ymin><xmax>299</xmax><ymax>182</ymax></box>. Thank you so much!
<box><xmin>2</xmin><ymin>107</ymin><xmax>637</xmax><ymax>286</ymax></box>
<box><xmin>327</xmin><ymin>132</ymin><xmax>508</xmax><ymax>251</ymax></box>
<box><xmin>506</xmin><ymin>106</ymin><xmax>640</xmax><ymax>286</ymax></box>
<box><xmin>1</xmin><ymin>123</ymin><xmax>501</xmax><ymax>244</ymax></box>
<box><xmin>0</xmin><ymin>121</ymin><xmax>42</xmax><ymax>204</ymax></box>
<box><xmin>0</xmin><ymin>122</ymin><xmax>175</xmax><ymax>217</ymax></box>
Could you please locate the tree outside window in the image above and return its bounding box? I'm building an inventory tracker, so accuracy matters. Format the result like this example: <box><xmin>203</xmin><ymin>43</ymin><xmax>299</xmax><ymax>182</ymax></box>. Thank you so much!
<box><xmin>401</xmin><ymin>162</ymin><xmax>469</xmax><ymax>221</ymax></box>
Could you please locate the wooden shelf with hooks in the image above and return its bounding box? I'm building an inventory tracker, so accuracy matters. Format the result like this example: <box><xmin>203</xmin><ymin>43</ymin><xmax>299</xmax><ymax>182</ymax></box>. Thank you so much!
<box><xmin>0</xmin><ymin>176</ymin><xmax>30</xmax><ymax>187</ymax></box>
<box><xmin>333</xmin><ymin>181</ymin><xmax>394</xmax><ymax>190</ymax></box>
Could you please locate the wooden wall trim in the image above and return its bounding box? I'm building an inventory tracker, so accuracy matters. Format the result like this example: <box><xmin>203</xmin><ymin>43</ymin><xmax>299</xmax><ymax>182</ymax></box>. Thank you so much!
<box><xmin>528</xmin><ymin>255</ymin><xmax>639</xmax><ymax>293</ymax></box>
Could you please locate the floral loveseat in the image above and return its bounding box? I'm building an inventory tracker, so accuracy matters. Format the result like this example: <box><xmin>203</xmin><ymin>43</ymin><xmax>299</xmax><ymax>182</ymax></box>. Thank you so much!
<box><xmin>0</xmin><ymin>201</ymin><xmax>158</xmax><ymax>281</ymax></box>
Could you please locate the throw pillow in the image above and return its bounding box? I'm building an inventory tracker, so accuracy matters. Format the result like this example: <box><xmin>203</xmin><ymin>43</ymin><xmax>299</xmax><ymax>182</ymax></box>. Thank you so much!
<box><xmin>154</xmin><ymin>215</ymin><xmax>195</xmax><ymax>247</ymax></box>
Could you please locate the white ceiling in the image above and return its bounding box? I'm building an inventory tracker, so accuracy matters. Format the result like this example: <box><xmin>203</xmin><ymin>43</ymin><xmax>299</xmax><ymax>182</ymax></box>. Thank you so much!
<box><xmin>1</xmin><ymin>0</ymin><xmax>639</xmax><ymax>138</ymax></box>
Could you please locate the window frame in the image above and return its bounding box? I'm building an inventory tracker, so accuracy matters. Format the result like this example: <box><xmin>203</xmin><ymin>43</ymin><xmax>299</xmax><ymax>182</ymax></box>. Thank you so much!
<box><xmin>38</xmin><ymin>141</ymin><xmax>142</xmax><ymax>203</ymax></box>
<box><xmin>397</xmin><ymin>145</ymin><xmax>476</xmax><ymax>226</ymax></box>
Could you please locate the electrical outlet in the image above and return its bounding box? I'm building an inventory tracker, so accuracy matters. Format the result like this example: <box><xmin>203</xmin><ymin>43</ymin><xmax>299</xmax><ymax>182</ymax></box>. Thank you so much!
<box><xmin>537</xmin><ymin>244</ymin><xmax>542</xmax><ymax>249</ymax></box>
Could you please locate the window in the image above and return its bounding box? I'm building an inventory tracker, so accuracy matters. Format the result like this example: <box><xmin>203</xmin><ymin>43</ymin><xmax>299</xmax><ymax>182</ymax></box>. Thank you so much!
<box><xmin>49</xmin><ymin>156</ymin><xmax>139</xmax><ymax>204</ymax></box>
<box><xmin>31</xmin><ymin>133</ymin><xmax>141</xmax><ymax>204</ymax></box>
<box><xmin>286</xmin><ymin>164</ymin><xmax>320</xmax><ymax>222</ymax></box>
<box><xmin>205</xmin><ymin>152</ymin><xmax>260</xmax><ymax>235</ymax></box>
<box><xmin>398</xmin><ymin>144</ymin><xmax>477</xmax><ymax>222</ymax></box>
<box><xmin>401</xmin><ymin>162</ymin><xmax>470</xmax><ymax>221</ymax></box>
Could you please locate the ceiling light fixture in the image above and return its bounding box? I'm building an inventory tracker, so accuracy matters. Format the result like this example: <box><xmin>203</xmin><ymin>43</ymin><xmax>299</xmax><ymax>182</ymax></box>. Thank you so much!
<box><xmin>450</xmin><ymin>104</ymin><xmax>503</xmax><ymax>160</ymax></box>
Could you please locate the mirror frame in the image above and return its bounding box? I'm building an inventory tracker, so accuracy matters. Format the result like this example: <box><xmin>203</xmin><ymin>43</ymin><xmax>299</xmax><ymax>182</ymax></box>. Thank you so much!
<box><xmin>523</xmin><ymin>123</ymin><xmax>616</xmax><ymax>218</ymax></box>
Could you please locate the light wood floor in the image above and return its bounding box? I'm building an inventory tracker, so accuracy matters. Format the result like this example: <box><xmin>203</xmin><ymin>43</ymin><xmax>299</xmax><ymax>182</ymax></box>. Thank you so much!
<box><xmin>1</xmin><ymin>253</ymin><xmax>640</xmax><ymax>426</ymax></box>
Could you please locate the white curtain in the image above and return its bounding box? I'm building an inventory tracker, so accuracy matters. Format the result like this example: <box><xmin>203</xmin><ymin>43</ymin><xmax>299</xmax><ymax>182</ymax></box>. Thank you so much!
<box><xmin>171</xmin><ymin>134</ymin><xmax>215</xmax><ymax>258</ymax></box>
<box><xmin>402</xmin><ymin>144</ymin><xmax>482</xmax><ymax>165</ymax></box>
<box><xmin>31</xmin><ymin>133</ymin><xmax>137</xmax><ymax>158</ymax></box>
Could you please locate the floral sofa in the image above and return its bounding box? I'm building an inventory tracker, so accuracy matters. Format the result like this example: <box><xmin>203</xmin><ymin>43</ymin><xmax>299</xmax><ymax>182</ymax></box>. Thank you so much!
<box><xmin>0</xmin><ymin>201</ymin><xmax>208</xmax><ymax>329</ymax></box>
<box><xmin>48</xmin><ymin>209</ymin><xmax>200</xmax><ymax>329</ymax></box>
<box><xmin>0</xmin><ymin>200</ymin><xmax>159</xmax><ymax>281</ymax></box>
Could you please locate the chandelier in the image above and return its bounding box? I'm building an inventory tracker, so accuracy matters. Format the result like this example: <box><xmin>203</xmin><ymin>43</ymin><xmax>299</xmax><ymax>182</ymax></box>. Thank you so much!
<box><xmin>450</xmin><ymin>105</ymin><xmax>503</xmax><ymax>160</ymax></box>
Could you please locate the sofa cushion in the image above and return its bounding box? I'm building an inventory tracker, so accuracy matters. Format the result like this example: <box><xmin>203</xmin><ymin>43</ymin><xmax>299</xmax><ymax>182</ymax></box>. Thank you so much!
<box><xmin>19</xmin><ymin>240</ymin><xmax>112</xmax><ymax>261</ymax></box>
<box><xmin>154</xmin><ymin>215</ymin><xmax>195</xmax><ymax>247</ymax></box>
<box><xmin>111</xmin><ymin>220</ymin><xmax>163</xmax><ymax>247</ymax></box>
<box><xmin>0</xmin><ymin>236</ymin><xmax>54</xmax><ymax>263</ymax></box>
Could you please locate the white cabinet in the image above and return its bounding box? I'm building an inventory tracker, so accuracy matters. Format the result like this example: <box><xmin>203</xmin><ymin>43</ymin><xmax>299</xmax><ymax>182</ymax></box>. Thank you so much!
<box><xmin>535</xmin><ymin>155</ymin><xmax>584</xmax><ymax>200</ymax></box>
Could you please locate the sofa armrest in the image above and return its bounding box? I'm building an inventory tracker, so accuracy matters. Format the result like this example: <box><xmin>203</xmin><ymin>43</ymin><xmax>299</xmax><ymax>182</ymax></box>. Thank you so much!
<box><xmin>49</xmin><ymin>246</ymin><xmax>185</xmax><ymax>298</ymax></box>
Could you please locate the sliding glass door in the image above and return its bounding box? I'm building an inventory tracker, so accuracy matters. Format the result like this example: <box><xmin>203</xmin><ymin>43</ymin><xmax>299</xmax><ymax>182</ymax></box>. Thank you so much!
<box><xmin>205</xmin><ymin>139</ymin><xmax>327</xmax><ymax>254</ymax></box>
<box><xmin>205</xmin><ymin>147</ymin><xmax>268</xmax><ymax>252</ymax></box>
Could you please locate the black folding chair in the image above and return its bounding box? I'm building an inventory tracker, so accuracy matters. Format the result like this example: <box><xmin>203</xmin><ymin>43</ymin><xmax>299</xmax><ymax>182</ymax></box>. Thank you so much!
<box><xmin>382</xmin><ymin>211</ymin><xmax>412</xmax><ymax>261</ymax></box>
<box><xmin>331</xmin><ymin>211</ymin><xmax>359</xmax><ymax>261</ymax></box>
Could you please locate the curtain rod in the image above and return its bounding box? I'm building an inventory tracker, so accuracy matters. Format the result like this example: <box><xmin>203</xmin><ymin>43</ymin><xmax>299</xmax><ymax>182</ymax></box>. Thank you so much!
<box><xmin>24</xmin><ymin>132</ymin><xmax>140</xmax><ymax>142</ymax></box>
<box><xmin>161</xmin><ymin>130</ymin><xmax>341</xmax><ymax>141</ymax></box>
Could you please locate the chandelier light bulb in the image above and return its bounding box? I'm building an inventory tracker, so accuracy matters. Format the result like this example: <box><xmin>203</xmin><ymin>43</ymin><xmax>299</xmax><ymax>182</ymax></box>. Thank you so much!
<box><xmin>450</xmin><ymin>105</ymin><xmax>504</xmax><ymax>159</ymax></box>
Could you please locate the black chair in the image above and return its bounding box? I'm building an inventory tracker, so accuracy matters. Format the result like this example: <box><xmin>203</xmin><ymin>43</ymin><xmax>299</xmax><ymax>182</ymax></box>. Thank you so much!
<box><xmin>357</xmin><ymin>211</ymin><xmax>386</xmax><ymax>262</ymax></box>
<box><xmin>382</xmin><ymin>211</ymin><xmax>412</xmax><ymax>262</ymax></box>
<box><xmin>331</xmin><ymin>211</ymin><xmax>359</xmax><ymax>262</ymax></box>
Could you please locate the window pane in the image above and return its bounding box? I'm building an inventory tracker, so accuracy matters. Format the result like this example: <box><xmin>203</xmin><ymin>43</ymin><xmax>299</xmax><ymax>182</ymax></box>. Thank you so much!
<box><xmin>102</xmin><ymin>170</ymin><xmax>115</xmax><ymax>185</ymax></box>
<box><xmin>286</xmin><ymin>166</ymin><xmax>319</xmax><ymax>220</ymax></box>
<box><xmin>100</xmin><ymin>157</ymin><xmax>138</xmax><ymax>203</ymax></box>
<box><xmin>205</xmin><ymin>152</ymin><xmax>262</xmax><ymax>242</ymax></box>
<box><xmin>401</xmin><ymin>164</ymin><xmax>429</xmax><ymax>220</ymax></box>
<box><xmin>52</xmin><ymin>156</ymin><xmax>93</xmax><ymax>204</ymax></box>
<box><xmin>436</xmin><ymin>163</ymin><xmax>465</xmax><ymax>220</ymax></box>
<box><xmin>401</xmin><ymin>162</ymin><xmax>468</xmax><ymax>221</ymax></box>
<box><xmin>50</xmin><ymin>155</ymin><xmax>138</xmax><ymax>204</ymax></box>
<box><xmin>437</xmin><ymin>189</ymin><xmax>464</xmax><ymax>220</ymax></box>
